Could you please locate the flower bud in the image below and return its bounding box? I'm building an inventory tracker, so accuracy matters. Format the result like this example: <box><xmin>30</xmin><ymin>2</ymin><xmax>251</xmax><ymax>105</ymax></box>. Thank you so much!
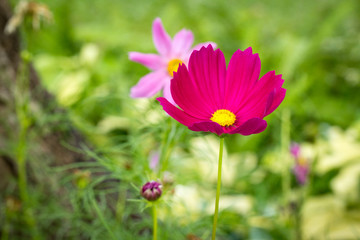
<box><xmin>141</xmin><ymin>181</ymin><xmax>162</xmax><ymax>201</ymax></box>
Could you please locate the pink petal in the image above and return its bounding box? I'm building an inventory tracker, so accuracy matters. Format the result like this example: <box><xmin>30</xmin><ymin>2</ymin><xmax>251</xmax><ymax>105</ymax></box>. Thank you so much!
<box><xmin>152</xmin><ymin>18</ymin><xmax>172</xmax><ymax>57</ymax></box>
<box><xmin>187</xmin><ymin>45</ymin><xmax>226</xmax><ymax>110</ymax></box>
<box><xmin>236</xmin><ymin>71</ymin><xmax>285</xmax><ymax>120</ymax></box>
<box><xmin>290</xmin><ymin>143</ymin><xmax>301</xmax><ymax>159</ymax></box>
<box><xmin>149</xmin><ymin>151</ymin><xmax>160</xmax><ymax>170</ymax></box>
<box><xmin>130</xmin><ymin>70</ymin><xmax>169</xmax><ymax>98</ymax></box>
<box><xmin>129</xmin><ymin>52</ymin><xmax>164</xmax><ymax>70</ymax></box>
<box><xmin>265</xmin><ymin>88</ymin><xmax>286</xmax><ymax>117</ymax></box>
<box><xmin>230</xmin><ymin>118</ymin><xmax>267</xmax><ymax>136</ymax></box>
<box><xmin>171</xmin><ymin>64</ymin><xmax>214</xmax><ymax>119</ymax></box>
<box><xmin>162</xmin><ymin>80</ymin><xmax>175</xmax><ymax>105</ymax></box>
<box><xmin>189</xmin><ymin>121</ymin><xmax>224</xmax><ymax>136</ymax></box>
<box><xmin>172</xmin><ymin>29</ymin><xmax>194</xmax><ymax>57</ymax></box>
<box><xmin>224</xmin><ymin>47</ymin><xmax>261</xmax><ymax>112</ymax></box>
<box><xmin>157</xmin><ymin>97</ymin><xmax>200</xmax><ymax>126</ymax></box>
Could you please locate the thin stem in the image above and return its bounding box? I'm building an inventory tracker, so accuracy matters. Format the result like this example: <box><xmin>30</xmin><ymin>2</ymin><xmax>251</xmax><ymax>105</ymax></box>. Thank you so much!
<box><xmin>281</xmin><ymin>109</ymin><xmax>291</xmax><ymax>206</ymax></box>
<box><xmin>159</xmin><ymin>120</ymin><xmax>177</xmax><ymax>176</ymax></box>
<box><xmin>295</xmin><ymin>186</ymin><xmax>305</xmax><ymax>240</ymax></box>
<box><xmin>158</xmin><ymin>121</ymin><xmax>170</xmax><ymax>176</ymax></box>
<box><xmin>15</xmin><ymin>57</ymin><xmax>40</xmax><ymax>240</ymax></box>
<box><xmin>153</xmin><ymin>204</ymin><xmax>157</xmax><ymax>240</ymax></box>
<box><xmin>115</xmin><ymin>185</ymin><xmax>127</xmax><ymax>223</ymax></box>
<box><xmin>89</xmin><ymin>191</ymin><xmax>117</xmax><ymax>240</ymax></box>
<box><xmin>17</xmin><ymin>126</ymin><xmax>29</xmax><ymax>205</ymax></box>
<box><xmin>212</xmin><ymin>137</ymin><xmax>224</xmax><ymax>240</ymax></box>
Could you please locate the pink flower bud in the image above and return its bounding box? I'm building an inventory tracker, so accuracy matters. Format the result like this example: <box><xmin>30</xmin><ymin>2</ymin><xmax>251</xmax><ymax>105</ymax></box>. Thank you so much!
<box><xmin>141</xmin><ymin>181</ymin><xmax>162</xmax><ymax>201</ymax></box>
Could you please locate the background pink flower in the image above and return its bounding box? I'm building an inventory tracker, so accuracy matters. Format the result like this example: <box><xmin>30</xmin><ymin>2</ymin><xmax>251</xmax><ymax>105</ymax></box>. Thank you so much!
<box><xmin>157</xmin><ymin>45</ymin><xmax>286</xmax><ymax>136</ymax></box>
<box><xmin>290</xmin><ymin>143</ymin><xmax>310</xmax><ymax>185</ymax></box>
<box><xmin>129</xmin><ymin>18</ymin><xmax>216</xmax><ymax>104</ymax></box>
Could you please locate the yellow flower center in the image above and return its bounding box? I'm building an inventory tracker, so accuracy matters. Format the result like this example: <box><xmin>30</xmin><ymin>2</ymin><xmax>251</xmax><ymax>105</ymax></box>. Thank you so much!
<box><xmin>167</xmin><ymin>59</ymin><xmax>183</xmax><ymax>77</ymax></box>
<box><xmin>210</xmin><ymin>109</ymin><xmax>236</xmax><ymax>127</ymax></box>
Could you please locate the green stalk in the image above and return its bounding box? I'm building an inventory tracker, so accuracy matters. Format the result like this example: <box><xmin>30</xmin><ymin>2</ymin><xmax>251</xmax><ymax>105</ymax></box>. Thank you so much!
<box><xmin>158</xmin><ymin>121</ymin><xmax>170</xmax><ymax>176</ymax></box>
<box><xmin>15</xmin><ymin>56</ymin><xmax>40</xmax><ymax>240</ymax></box>
<box><xmin>212</xmin><ymin>137</ymin><xmax>224</xmax><ymax>240</ymax></box>
<box><xmin>281</xmin><ymin>109</ymin><xmax>291</xmax><ymax>206</ymax></box>
<box><xmin>159</xmin><ymin>120</ymin><xmax>177</xmax><ymax>176</ymax></box>
<box><xmin>89</xmin><ymin>191</ymin><xmax>117</xmax><ymax>240</ymax></box>
<box><xmin>16</xmin><ymin>125</ymin><xmax>29</xmax><ymax>206</ymax></box>
<box><xmin>153</xmin><ymin>204</ymin><xmax>158</xmax><ymax>240</ymax></box>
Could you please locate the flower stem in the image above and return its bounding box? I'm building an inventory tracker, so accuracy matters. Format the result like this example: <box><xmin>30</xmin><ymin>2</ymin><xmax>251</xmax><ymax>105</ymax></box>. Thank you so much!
<box><xmin>281</xmin><ymin>109</ymin><xmax>291</xmax><ymax>206</ymax></box>
<box><xmin>153</xmin><ymin>204</ymin><xmax>158</xmax><ymax>240</ymax></box>
<box><xmin>159</xmin><ymin>120</ymin><xmax>178</xmax><ymax>176</ymax></box>
<box><xmin>15</xmin><ymin>54</ymin><xmax>40</xmax><ymax>240</ymax></box>
<box><xmin>212</xmin><ymin>137</ymin><xmax>224</xmax><ymax>240</ymax></box>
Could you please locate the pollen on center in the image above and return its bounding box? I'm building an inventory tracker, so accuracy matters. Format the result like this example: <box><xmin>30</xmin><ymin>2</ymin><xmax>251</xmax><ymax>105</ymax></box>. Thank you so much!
<box><xmin>210</xmin><ymin>109</ymin><xmax>236</xmax><ymax>127</ymax></box>
<box><xmin>167</xmin><ymin>59</ymin><xmax>183</xmax><ymax>77</ymax></box>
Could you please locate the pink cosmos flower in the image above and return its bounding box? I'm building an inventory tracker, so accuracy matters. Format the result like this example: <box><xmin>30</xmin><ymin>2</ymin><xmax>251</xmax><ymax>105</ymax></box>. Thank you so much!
<box><xmin>129</xmin><ymin>18</ymin><xmax>216</xmax><ymax>104</ymax></box>
<box><xmin>157</xmin><ymin>45</ymin><xmax>286</xmax><ymax>136</ymax></box>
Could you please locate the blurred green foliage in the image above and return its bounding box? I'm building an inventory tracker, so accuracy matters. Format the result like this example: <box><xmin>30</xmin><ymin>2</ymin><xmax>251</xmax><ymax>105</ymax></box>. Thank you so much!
<box><xmin>2</xmin><ymin>0</ymin><xmax>360</xmax><ymax>239</ymax></box>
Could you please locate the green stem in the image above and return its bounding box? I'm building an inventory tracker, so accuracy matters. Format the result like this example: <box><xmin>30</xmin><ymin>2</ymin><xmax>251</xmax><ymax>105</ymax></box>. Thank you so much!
<box><xmin>158</xmin><ymin>121</ymin><xmax>170</xmax><ymax>176</ymax></box>
<box><xmin>295</xmin><ymin>187</ymin><xmax>305</xmax><ymax>240</ymax></box>
<box><xmin>16</xmin><ymin>125</ymin><xmax>40</xmax><ymax>239</ymax></box>
<box><xmin>281</xmin><ymin>109</ymin><xmax>291</xmax><ymax>206</ymax></box>
<box><xmin>153</xmin><ymin>204</ymin><xmax>157</xmax><ymax>240</ymax></box>
<box><xmin>212</xmin><ymin>137</ymin><xmax>224</xmax><ymax>240</ymax></box>
<box><xmin>17</xmin><ymin>126</ymin><xmax>29</xmax><ymax>205</ymax></box>
<box><xmin>15</xmin><ymin>59</ymin><xmax>40</xmax><ymax>240</ymax></box>
<box><xmin>89</xmin><ymin>191</ymin><xmax>117</xmax><ymax>240</ymax></box>
<box><xmin>115</xmin><ymin>185</ymin><xmax>127</xmax><ymax>223</ymax></box>
<box><xmin>159</xmin><ymin>120</ymin><xmax>177</xmax><ymax>176</ymax></box>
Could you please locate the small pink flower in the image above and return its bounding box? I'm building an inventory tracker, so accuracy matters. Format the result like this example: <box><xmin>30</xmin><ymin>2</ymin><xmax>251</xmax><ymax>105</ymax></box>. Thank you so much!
<box><xmin>290</xmin><ymin>143</ymin><xmax>300</xmax><ymax>159</ymax></box>
<box><xmin>157</xmin><ymin>45</ymin><xmax>286</xmax><ymax>136</ymax></box>
<box><xmin>290</xmin><ymin>143</ymin><xmax>309</xmax><ymax>185</ymax></box>
<box><xmin>293</xmin><ymin>162</ymin><xmax>309</xmax><ymax>185</ymax></box>
<box><xmin>149</xmin><ymin>150</ymin><xmax>160</xmax><ymax>171</ymax></box>
<box><xmin>129</xmin><ymin>18</ymin><xmax>216</xmax><ymax>104</ymax></box>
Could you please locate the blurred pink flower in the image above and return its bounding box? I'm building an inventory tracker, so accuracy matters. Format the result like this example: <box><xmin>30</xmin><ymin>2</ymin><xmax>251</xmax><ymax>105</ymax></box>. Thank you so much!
<box><xmin>290</xmin><ymin>142</ymin><xmax>300</xmax><ymax>159</ymax></box>
<box><xmin>290</xmin><ymin>143</ymin><xmax>309</xmax><ymax>185</ymax></box>
<box><xmin>157</xmin><ymin>45</ymin><xmax>286</xmax><ymax>136</ymax></box>
<box><xmin>129</xmin><ymin>18</ymin><xmax>216</xmax><ymax>104</ymax></box>
<box><xmin>149</xmin><ymin>150</ymin><xmax>160</xmax><ymax>171</ymax></box>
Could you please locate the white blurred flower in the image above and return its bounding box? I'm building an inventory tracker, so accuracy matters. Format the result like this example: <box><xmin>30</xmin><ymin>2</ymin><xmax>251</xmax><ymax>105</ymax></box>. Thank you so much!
<box><xmin>331</xmin><ymin>162</ymin><xmax>360</xmax><ymax>203</ymax></box>
<box><xmin>167</xmin><ymin>184</ymin><xmax>253</xmax><ymax>224</ymax></box>
<box><xmin>316</xmin><ymin>126</ymin><xmax>360</xmax><ymax>174</ymax></box>
<box><xmin>302</xmin><ymin>195</ymin><xmax>360</xmax><ymax>240</ymax></box>
<box><xmin>96</xmin><ymin>115</ymin><xmax>130</xmax><ymax>134</ymax></box>
<box><xmin>57</xmin><ymin>70</ymin><xmax>90</xmax><ymax>106</ymax></box>
<box><xmin>80</xmin><ymin>43</ymin><xmax>100</xmax><ymax>65</ymax></box>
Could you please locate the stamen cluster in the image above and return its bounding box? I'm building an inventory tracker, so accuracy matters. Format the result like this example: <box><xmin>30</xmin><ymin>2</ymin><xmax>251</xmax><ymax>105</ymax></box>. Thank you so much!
<box><xmin>210</xmin><ymin>109</ymin><xmax>236</xmax><ymax>127</ymax></box>
<box><xmin>167</xmin><ymin>59</ymin><xmax>183</xmax><ymax>77</ymax></box>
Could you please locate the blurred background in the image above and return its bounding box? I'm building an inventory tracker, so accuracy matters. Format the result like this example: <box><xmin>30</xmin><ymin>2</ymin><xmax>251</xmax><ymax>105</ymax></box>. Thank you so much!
<box><xmin>1</xmin><ymin>0</ymin><xmax>360</xmax><ymax>239</ymax></box>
